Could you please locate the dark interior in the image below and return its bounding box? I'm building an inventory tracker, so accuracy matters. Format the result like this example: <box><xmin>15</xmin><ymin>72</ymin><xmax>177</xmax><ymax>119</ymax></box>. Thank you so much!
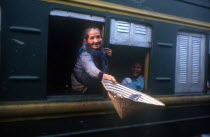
<box><xmin>109</xmin><ymin>46</ymin><xmax>148</xmax><ymax>83</ymax></box>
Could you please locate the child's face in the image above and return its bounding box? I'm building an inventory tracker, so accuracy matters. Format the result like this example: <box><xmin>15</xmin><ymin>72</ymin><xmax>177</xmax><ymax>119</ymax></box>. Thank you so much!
<box><xmin>131</xmin><ymin>63</ymin><xmax>142</xmax><ymax>76</ymax></box>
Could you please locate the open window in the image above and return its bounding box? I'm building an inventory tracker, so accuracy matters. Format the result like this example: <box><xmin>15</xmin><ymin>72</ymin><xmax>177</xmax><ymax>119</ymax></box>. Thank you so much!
<box><xmin>109</xmin><ymin>19</ymin><xmax>151</xmax><ymax>92</ymax></box>
<box><xmin>47</xmin><ymin>10</ymin><xmax>105</xmax><ymax>96</ymax></box>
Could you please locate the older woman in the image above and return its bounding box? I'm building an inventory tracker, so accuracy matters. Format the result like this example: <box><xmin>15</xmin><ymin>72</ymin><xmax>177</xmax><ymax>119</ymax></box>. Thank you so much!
<box><xmin>71</xmin><ymin>27</ymin><xmax>116</xmax><ymax>93</ymax></box>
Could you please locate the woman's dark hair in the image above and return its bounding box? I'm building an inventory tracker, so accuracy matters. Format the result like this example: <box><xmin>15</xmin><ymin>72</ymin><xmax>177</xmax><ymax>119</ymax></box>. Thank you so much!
<box><xmin>82</xmin><ymin>27</ymin><xmax>101</xmax><ymax>40</ymax></box>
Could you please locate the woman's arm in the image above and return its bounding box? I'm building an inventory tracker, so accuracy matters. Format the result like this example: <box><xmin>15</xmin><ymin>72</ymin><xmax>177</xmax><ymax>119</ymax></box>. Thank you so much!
<box><xmin>80</xmin><ymin>52</ymin><xmax>101</xmax><ymax>78</ymax></box>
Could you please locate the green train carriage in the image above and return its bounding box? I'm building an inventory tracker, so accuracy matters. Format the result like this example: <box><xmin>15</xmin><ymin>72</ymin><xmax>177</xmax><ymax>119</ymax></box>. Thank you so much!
<box><xmin>0</xmin><ymin>0</ymin><xmax>210</xmax><ymax>136</ymax></box>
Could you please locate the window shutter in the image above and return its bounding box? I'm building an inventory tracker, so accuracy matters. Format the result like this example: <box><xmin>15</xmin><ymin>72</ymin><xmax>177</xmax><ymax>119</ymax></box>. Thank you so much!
<box><xmin>131</xmin><ymin>23</ymin><xmax>151</xmax><ymax>47</ymax></box>
<box><xmin>175</xmin><ymin>32</ymin><xmax>205</xmax><ymax>93</ymax></box>
<box><xmin>110</xmin><ymin>19</ymin><xmax>151</xmax><ymax>47</ymax></box>
<box><xmin>117</xmin><ymin>21</ymin><xmax>130</xmax><ymax>33</ymax></box>
<box><xmin>177</xmin><ymin>34</ymin><xmax>189</xmax><ymax>84</ymax></box>
<box><xmin>110</xmin><ymin>20</ymin><xmax>130</xmax><ymax>45</ymax></box>
<box><xmin>191</xmin><ymin>36</ymin><xmax>201</xmax><ymax>84</ymax></box>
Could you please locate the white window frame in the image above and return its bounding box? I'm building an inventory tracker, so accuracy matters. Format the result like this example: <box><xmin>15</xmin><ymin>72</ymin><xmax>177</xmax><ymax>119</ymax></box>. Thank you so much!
<box><xmin>50</xmin><ymin>10</ymin><xmax>105</xmax><ymax>22</ymax></box>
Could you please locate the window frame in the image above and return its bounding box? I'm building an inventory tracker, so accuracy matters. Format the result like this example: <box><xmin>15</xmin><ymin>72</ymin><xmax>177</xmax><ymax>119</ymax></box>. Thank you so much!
<box><xmin>108</xmin><ymin>18</ymin><xmax>152</xmax><ymax>92</ymax></box>
<box><xmin>47</xmin><ymin>10</ymin><xmax>107</xmax><ymax>100</ymax></box>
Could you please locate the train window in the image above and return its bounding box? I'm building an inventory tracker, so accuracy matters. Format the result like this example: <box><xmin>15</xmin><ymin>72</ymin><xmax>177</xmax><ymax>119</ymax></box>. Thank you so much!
<box><xmin>175</xmin><ymin>32</ymin><xmax>206</xmax><ymax>93</ymax></box>
<box><xmin>109</xmin><ymin>19</ymin><xmax>151</xmax><ymax>92</ymax></box>
<box><xmin>109</xmin><ymin>46</ymin><xmax>150</xmax><ymax>93</ymax></box>
<box><xmin>47</xmin><ymin>10</ymin><xmax>105</xmax><ymax>97</ymax></box>
<box><xmin>110</xmin><ymin>19</ymin><xmax>151</xmax><ymax>48</ymax></box>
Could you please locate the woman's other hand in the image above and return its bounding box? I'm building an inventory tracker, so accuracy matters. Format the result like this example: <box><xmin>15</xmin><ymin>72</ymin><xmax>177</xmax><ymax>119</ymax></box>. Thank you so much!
<box><xmin>104</xmin><ymin>48</ymin><xmax>112</xmax><ymax>57</ymax></box>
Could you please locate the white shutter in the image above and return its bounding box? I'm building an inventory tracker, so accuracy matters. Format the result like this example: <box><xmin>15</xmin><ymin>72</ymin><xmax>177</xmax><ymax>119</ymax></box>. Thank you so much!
<box><xmin>177</xmin><ymin>35</ymin><xmax>189</xmax><ymax>84</ymax></box>
<box><xmin>110</xmin><ymin>20</ymin><xmax>130</xmax><ymax>45</ymax></box>
<box><xmin>131</xmin><ymin>23</ymin><xmax>151</xmax><ymax>47</ymax></box>
<box><xmin>133</xmin><ymin>24</ymin><xmax>147</xmax><ymax>35</ymax></box>
<box><xmin>175</xmin><ymin>32</ymin><xmax>205</xmax><ymax>93</ymax></box>
<box><xmin>191</xmin><ymin>36</ymin><xmax>201</xmax><ymax>84</ymax></box>
<box><xmin>110</xmin><ymin>19</ymin><xmax>151</xmax><ymax>47</ymax></box>
<box><xmin>117</xmin><ymin>21</ymin><xmax>130</xmax><ymax>33</ymax></box>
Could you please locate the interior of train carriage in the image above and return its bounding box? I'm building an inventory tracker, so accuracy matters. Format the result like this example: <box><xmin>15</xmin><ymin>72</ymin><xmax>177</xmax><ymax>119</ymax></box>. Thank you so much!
<box><xmin>47</xmin><ymin>10</ymin><xmax>151</xmax><ymax>97</ymax></box>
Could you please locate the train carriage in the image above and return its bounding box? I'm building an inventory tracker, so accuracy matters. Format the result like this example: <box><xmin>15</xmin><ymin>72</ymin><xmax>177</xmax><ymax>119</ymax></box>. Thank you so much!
<box><xmin>0</xmin><ymin>0</ymin><xmax>210</xmax><ymax>136</ymax></box>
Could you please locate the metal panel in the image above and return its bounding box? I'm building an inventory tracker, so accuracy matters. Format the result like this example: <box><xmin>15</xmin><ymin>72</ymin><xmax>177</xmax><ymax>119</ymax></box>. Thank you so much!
<box><xmin>117</xmin><ymin>21</ymin><xmax>130</xmax><ymax>33</ymax></box>
<box><xmin>110</xmin><ymin>19</ymin><xmax>151</xmax><ymax>47</ymax></box>
<box><xmin>110</xmin><ymin>20</ymin><xmax>130</xmax><ymax>45</ymax></box>
<box><xmin>131</xmin><ymin>23</ymin><xmax>151</xmax><ymax>47</ymax></box>
<box><xmin>175</xmin><ymin>32</ymin><xmax>205</xmax><ymax>93</ymax></box>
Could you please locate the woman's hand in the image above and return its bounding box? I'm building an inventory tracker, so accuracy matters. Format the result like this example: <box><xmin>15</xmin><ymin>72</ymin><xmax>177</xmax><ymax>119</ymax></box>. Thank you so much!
<box><xmin>104</xmin><ymin>48</ymin><xmax>112</xmax><ymax>57</ymax></box>
<box><xmin>103</xmin><ymin>74</ymin><xmax>117</xmax><ymax>84</ymax></box>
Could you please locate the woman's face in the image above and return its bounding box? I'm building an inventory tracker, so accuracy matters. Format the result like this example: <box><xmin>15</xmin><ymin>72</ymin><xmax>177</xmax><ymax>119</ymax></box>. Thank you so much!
<box><xmin>85</xmin><ymin>29</ymin><xmax>103</xmax><ymax>49</ymax></box>
<box><xmin>131</xmin><ymin>63</ymin><xmax>142</xmax><ymax>76</ymax></box>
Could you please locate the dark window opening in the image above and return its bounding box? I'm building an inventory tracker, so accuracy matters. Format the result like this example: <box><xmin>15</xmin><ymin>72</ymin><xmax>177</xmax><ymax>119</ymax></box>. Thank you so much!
<box><xmin>47</xmin><ymin>14</ymin><xmax>105</xmax><ymax>96</ymax></box>
<box><xmin>109</xmin><ymin>46</ymin><xmax>150</xmax><ymax>92</ymax></box>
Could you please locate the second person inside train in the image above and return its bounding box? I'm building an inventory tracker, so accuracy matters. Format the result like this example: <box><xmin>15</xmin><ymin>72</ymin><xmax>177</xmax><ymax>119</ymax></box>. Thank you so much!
<box><xmin>121</xmin><ymin>62</ymin><xmax>144</xmax><ymax>92</ymax></box>
<box><xmin>71</xmin><ymin>27</ymin><xmax>117</xmax><ymax>93</ymax></box>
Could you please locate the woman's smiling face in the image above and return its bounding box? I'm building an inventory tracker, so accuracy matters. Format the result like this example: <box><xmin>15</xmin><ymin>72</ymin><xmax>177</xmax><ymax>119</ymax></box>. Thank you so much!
<box><xmin>84</xmin><ymin>29</ymin><xmax>103</xmax><ymax>49</ymax></box>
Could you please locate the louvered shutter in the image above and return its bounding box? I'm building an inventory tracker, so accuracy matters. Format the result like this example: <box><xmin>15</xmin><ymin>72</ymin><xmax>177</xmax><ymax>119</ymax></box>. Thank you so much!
<box><xmin>110</xmin><ymin>19</ymin><xmax>151</xmax><ymax>47</ymax></box>
<box><xmin>110</xmin><ymin>20</ymin><xmax>130</xmax><ymax>45</ymax></box>
<box><xmin>175</xmin><ymin>34</ymin><xmax>189</xmax><ymax>92</ymax></box>
<box><xmin>131</xmin><ymin>23</ymin><xmax>151</xmax><ymax>47</ymax></box>
<box><xmin>175</xmin><ymin>32</ymin><xmax>205</xmax><ymax>93</ymax></box>
<box><xmin>190</xmin><ymin>35</ymin><xmax>204</xmax><ymax>92</ymax></box>
<box><xmin>191</xmin><ymin>36</ymin><xmax>201</xmax><ymax>84</ymax></box>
